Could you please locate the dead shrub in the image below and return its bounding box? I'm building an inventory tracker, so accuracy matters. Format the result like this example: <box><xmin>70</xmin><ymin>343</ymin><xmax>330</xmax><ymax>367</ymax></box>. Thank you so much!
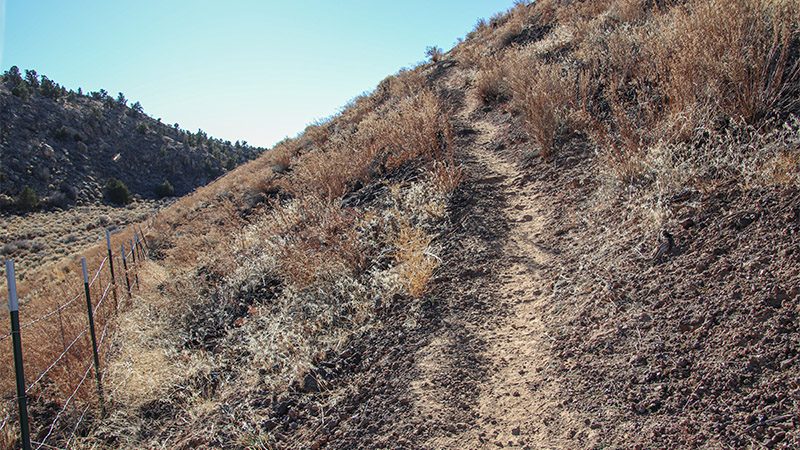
<box><xmin>374</xmin><ymin>68</ymin><xmax>426</xmax><ymax>106</ymax></box>
<box><xmin>429</xmin><ymin>160</ymin><xmax>464</xmax><ymax>195</ymax></box>
<box><xmin>379</xmin><ymin>89</ymin><xmax>454</xmax><ymax>171</ymax></box>
<box><xmin>269</xmin><ymin>143</ymin><xmax>294</xmax><ymax>174</ymax></box>
<box><xmin>267</xmin><ymin>196</ymin><xmax>366</xmax><ymax>289</ymax></box>
<box><xmin>493</xmin><ymin>1</ymin><xmax>531</xmax><ymax>49</ymax></box>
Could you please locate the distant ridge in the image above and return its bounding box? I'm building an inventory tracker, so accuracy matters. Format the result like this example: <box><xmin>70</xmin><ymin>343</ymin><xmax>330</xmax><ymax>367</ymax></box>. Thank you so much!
<box><xmin>0</xmin><ymin>66</ymin><xmax>264</xmax><ymax>212</ymax></box>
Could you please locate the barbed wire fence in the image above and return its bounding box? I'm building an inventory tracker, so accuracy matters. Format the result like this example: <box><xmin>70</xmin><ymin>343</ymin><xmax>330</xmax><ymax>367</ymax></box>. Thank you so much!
<box><xmin>0</xmin><ymin>220</ymin><xmax>153</xmax><ymax>449</ymax></box>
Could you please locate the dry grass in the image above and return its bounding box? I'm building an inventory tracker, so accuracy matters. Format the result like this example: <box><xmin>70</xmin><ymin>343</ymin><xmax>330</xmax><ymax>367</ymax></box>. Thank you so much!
<box><xmin>508</xmin><ymin>58</ymin><xmax>577</xmax><ymax>158</ymax></box>
<box><xmin>266</xmin><ymin>195</ymin><xmax>366</xmax><ymax>289</ymax></box>
<box><xmin>492</xmin><ymin>0</ymin><xmax>799</xmax><ymax>179</ymax></box>
<box><xmin>52</xmin><ymin>60</ymin><xmax>462</xmax><ymax>446</ymax></box>
<box><xmin>475</xmin><ymin>56</ymin><xmax>512</xmax><ymax>104</ymax></box>
<box><xmin>661</xmin><ymin>0</ymin><xmax>800</xmax><ymax>125</ymax></box>
<box><xmin>394</xmin><ymin>221</ymin><xmax>439</xmax><ymax>299</ymax></box>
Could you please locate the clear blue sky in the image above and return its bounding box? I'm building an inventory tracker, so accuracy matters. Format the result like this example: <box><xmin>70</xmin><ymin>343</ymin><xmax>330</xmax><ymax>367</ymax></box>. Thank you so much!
<box><xmin>0</xmin><ymin>0</ymin><xmax>515</xmax><ymax>148</ymax></box>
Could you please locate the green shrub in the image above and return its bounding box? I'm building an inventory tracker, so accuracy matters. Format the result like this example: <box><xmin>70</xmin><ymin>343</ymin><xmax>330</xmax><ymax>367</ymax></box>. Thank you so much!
<box><xmin>16</xmin><ymin>186</ymin><xmax>39</xmax><ymax>211</ymax></box>
<box><xmin>11</xmin><ymin>82</ymin><xmax>31</xmax><ymax>100</ymax></box>
<box><xmin>105</xmin><ymin>178</ymin><xmax>132</xmax><ymax>205</ymax></box>
<box><xmin>154</xmin><ymin>180</ymin><xmax>175</xmax><ymax>198</ymax></box>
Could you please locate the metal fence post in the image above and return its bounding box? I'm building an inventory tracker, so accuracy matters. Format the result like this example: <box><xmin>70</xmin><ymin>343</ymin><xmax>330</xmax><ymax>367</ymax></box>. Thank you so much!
<box><xmin>134</xmin><ymin>232</ymin><xmax>144</xmax><ymax>261</ymax></box>
<box><xmin>105</xmin><ymin>230</ymin><xmax>118</xmax><ymax>313</ymax></box>
<box><xmin>81</xmin><ymin>258</ymin><xmax>105</xmax><ymax>415</ymax></box>
<box><xmin>6</xmin><ymin>260</ymin><xmax>32</xmax><ymax>450</ymax></box>
<box><xmin>136</xmin><ymin>225</ymin><xmax>150</xmax><ymax>254</ymax></box>
<box><xmin>130</xmin><ymin>239</ymin><xmax>140</xmax><ymax>291</ymax></box>
<box><xmin>120</xmin><ymin>244</ymin><xmax>132</xmax><ymax>300</ymax></box>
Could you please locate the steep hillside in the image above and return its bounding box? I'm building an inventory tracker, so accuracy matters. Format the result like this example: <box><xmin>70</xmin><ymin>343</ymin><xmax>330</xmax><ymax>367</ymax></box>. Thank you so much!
<box><xmin>0</xmin><ymin>67</ymin><xmax>262</xmax><ymax>209</ymax></box>
<box><xmin>1</xmin><ymin>0</ymin><xmax>799</xmax><ymax>449</ymax></box>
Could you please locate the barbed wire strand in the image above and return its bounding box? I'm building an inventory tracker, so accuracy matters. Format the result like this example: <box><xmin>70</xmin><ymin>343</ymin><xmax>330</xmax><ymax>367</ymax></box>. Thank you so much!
<box><xmin>0</xmin><ymin>407</ymin><xmax>12</xmax><ymax>434</ymax></box>
<box><xmin>25</xmin><ymin>327</ymin><xmax>89</xmax><ymax>395</ymax></box>
<box><xmin>93</xmin><ymin>282</ymin><xmax>112</xmax><ymax>317</ymax></box>
<box><xmin>63</xmin><ymin>403</ymin><xmax>91</xmax><ymax>449</ymax></box>
<box><xmin>17</xmin><ymin>290</ymin><xmax>83</xmax><ymax>332</ymax></box>
<box><xmin>23</xmin><ymin>274</ymin><xmax>112</xmax><ymax>395</ymax></box>
<box><xmin>33</xmin><ymin>360</ymin><xmax>93</xmax><ymax>450</ymax></box>
<box><xmin>88</xmin><ymin>256</ymin><xmax>108</xmax><ymax>289</ymax></box>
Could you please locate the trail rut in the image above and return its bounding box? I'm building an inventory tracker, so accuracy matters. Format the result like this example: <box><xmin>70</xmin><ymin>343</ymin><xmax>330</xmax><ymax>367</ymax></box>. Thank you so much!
<box><xmin>415</xmin><ymin>83</ymin><xmax>591</xmax><ymax>449</ymax></box>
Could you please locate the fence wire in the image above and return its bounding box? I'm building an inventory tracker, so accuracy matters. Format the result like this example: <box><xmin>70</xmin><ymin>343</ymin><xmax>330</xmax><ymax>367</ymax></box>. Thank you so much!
<box><xmin>2</xmin><ymin>222</ymin><xmax>152</xmax><ymax>449</ymax></box>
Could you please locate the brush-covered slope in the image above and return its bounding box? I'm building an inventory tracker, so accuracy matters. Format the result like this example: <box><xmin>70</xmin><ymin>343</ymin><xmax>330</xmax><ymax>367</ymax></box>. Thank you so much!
<box><xmin>3</xmin><ymin>0</ymin><xmax>799</xmax><ymax>449</ymax></box>
<box><xmin>0</xmin><ymin>67</ymin><xmax>263</xmax><ymax>210</ymax></box>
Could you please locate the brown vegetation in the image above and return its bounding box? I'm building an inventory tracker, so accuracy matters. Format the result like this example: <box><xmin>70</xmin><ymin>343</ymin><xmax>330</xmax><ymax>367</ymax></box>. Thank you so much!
<box><xmin>1</xmin><ymin>0</ymin><xmax>799</xmax><ymax>448</ymax></box>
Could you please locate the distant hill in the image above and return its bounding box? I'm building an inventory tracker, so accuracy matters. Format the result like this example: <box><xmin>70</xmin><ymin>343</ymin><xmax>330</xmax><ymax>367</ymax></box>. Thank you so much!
<box><xmin>0</xmin><ymin>66</ymin><xmax>263</xmax><ymax>212</ymax></box>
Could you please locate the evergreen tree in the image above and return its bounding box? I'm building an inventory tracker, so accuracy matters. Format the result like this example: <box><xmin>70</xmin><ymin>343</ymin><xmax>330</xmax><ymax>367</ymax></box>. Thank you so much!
<box><xmin>16</xmin><ymin>186</ymin><xmax>39</xmax><ymax>211</ymax></box>
<box><xmin>24</xmin><ymin>69</ymin><xmax>39</xmax><ymax>88</ymax></box>
<box><xmin>40</xmin><ymin>76</ymin><xmax>62</xmax><ymax>99</ymax></box>
<box><xmin>104</xmin><ymin>178</ymin><xmax>132</xmax><ymax>205</ymax></box>
<box><xmin>3</xmin><ymin>66</ymin><xmax>22</xmax><ymax>85</ymax></box>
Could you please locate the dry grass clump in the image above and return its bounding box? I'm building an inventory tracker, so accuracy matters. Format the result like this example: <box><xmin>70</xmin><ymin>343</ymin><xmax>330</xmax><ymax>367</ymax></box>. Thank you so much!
<box><xmin>380</xmin><ymin>90</ymin><xmax>454</xmax><ymax>170</ymax></box>
<box><xmin>394</xmin><ymin>221</ymin><xmax>438</xmax><ymax>298</ymax></box>
<box><xmin>475</xmin><ymin>56</ymin><xmax>512</xmax><ymax>104</ymax></box>
<box><xmin>268</xmin><ymin>142</ymin><xmax>295</xmax><ymax>174</ymax></box>
<box><xmin>288</xmin><ymin>88</ymin><xmax>453</xmax><ymax>199</ymax></box>
<box><xmin>492</xmin><ymin>1</ymin><xmax>533</xmax><ymax>49</ymax></box>
<box><xmin>266</xmin><ymin>196</ymin><xmax>366</xmax><ymax>289</ymax></box>
<box><xmin>493</xmin><ymin>0</ymin><xmax>799</xmax><ymax>179</ymax></box>
<box><xmin>508</xmin><ymin>59</ymin><xmax>578</xmax><ymax>158</ymax></box>
<box><xmin>659</xmin><ymin>0</ymin><xmax>800</xmax><ymax>126</ymax></box>
<box><xmin>429</xmin><ymin>160</ymin><xmax>464</xmax><ymax>196</ymax></box>
<box><xmin>373</xmin><ymin>67</ymin><xmax>426</xmax><ymax>106</ymax></box>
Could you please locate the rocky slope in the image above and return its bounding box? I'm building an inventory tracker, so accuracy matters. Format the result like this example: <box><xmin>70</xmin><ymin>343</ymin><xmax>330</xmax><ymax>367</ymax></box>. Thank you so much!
<box><xmin>0</xmin><ymin>67</ymin><xmax>263</xmax><ymax>211</ymax></box>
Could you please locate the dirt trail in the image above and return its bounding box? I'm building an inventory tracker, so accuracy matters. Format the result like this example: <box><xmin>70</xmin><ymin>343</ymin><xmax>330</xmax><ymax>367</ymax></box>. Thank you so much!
<box><xmin>415</xmin><ymin>86</ymin><xmax>591</xmax><ymax>449</ymax></box>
